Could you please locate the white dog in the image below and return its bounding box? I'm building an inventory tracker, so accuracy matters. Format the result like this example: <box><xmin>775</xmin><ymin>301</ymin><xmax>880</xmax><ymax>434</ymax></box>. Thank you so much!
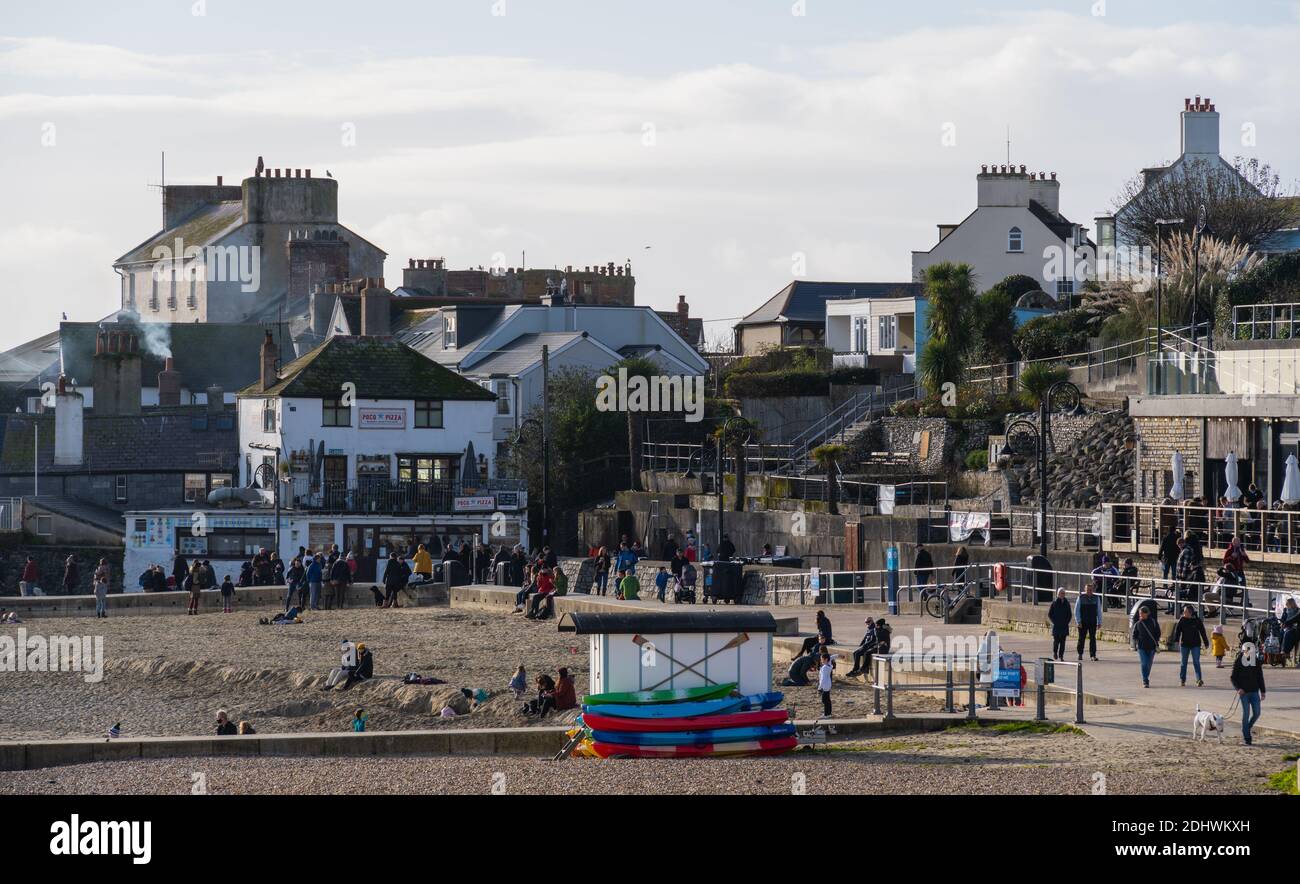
<box><xmin>1192</xmin><ymin>704</ymin><xmax>1225</xmax><ymax>743</ymax></box>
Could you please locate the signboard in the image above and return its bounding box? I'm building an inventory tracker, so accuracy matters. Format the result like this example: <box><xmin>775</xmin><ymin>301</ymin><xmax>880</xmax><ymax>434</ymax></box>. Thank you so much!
<box><xmin>358</xmin><ymin>408</ymin><xmax>407</xmax><ymax>430</ymax></box>
<box><xmin>878</xmin><ymin>484</ymin><xmax>895</xmax><ymax>515</ymax></box>
<box><xmin>494</xmin><ymin>490</ymin><xmax>524</xmax><ymax>511</ymax></box>
<box><xmin>454</xmin><ymin>496</ymin><xmax>497</xmax><ymax>513</ymax></box>
<box><xmin>992</xmin><ymin>651</ymin><xmax>1023</xmax><ymax>699</ymax></box>
<box><xmin>809</xmin><ymin>567</ymin><xmax>821</xmax><ymax>592</ymax></box>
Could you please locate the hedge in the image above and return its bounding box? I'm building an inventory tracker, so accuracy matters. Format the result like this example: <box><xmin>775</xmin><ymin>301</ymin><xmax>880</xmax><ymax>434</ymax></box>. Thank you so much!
<box><xmin>725</xmin><ymin>367</ymin><xmax>879</xmax><ymax>398</ymax></box>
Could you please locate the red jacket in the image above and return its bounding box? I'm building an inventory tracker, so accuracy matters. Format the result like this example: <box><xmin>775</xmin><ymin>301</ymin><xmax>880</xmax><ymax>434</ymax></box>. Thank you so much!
<box><xmin>21</xmin><ymin>561</ymin><xmax>39</xmax><ymax>582</ymax></box>
<box><xmin>553</xmin><ymin>675</ymin><xmax>577</xmax><ymax>711</ymax></box>
<box><xmin>536</xmin><ymin>572</ymin><xmax>555</xmax><ymax>596</ymax></box>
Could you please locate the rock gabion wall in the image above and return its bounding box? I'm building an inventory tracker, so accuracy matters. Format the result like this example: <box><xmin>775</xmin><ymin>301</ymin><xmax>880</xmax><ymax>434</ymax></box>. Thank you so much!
<box><xmin>1004</xmin><ymin>410</ymin><xmax>1135</xmax><ymax>509</ymax></box>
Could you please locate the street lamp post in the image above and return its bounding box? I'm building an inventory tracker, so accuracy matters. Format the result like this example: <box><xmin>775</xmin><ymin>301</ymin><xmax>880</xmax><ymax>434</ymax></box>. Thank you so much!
<box><xmin>1008</xmin><ymin>380</ymin><xmax>1081</xmax><ymax>557</ymax></box>
<box><xmin>515</xmin><ymin>416</ymin><xmax>547</xmax><ymax>553</ymax></box>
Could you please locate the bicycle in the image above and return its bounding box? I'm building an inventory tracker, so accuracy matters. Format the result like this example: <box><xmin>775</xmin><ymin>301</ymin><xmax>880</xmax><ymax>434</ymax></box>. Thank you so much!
<box><xmin>925</xmin><ymin>580</ymin><xmax>974</xmax><ymax>619</ymax></box>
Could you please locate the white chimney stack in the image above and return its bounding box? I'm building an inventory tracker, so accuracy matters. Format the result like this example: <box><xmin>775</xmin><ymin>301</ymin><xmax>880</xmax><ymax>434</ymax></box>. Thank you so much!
<box><xmin>53</xmin><ymin>376</ymin><xmax>84</xmax><ymax>467</ymax></box>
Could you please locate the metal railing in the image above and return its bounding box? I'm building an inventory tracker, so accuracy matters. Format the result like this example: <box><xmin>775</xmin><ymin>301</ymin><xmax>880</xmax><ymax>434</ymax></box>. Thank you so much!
<box><xmin>0</xmin><ymin>497</ymin><xmax>21</xmax><ymax>532</ymax></box>
<box><xmin>283</xmin><ymin>477</ymin><xmax>520</xmax><ymax>515</ymax></box>
<box><xmin>762</xmin><ymin>563</ymin><xmax>994</xmax><ymax>606</ymax></box>
<box><xmin>1232</xmin><ymin>302</ymin><xmax>1300</xmax><ymax>342</ymax></box>
<box><xmin>1104</xmin><ymin>501</ymin><xmax>1300</xmax><ymax>565</ymax></box>
<box><xmin>1003</xmin><ymin>562</ymin><xmax>1290</xmax><ymax>625</ymax></box>
<box><xmin>640</xmin><ymin>441</ymin><xmax>792</xmax><ymax>476</ymax></box>
<box><xmin>925</xmin><ymin>506</ymin><xmax>1101</xmax><ymax>550</ymax></box>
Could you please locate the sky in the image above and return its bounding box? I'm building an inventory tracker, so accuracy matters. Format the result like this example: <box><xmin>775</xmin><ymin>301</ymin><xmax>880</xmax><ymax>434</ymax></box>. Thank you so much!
<box><xmin>2</xmin><ymin>0</ymin><xmax>1299</xmax><ymax>351</ymax></box>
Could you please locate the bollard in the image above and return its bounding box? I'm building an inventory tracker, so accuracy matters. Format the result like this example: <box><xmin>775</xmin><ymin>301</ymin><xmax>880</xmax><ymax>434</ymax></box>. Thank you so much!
<box><xmin>1035</xmin><ymin>680</ymin><xmax>1046</xmax><ymax>722</ymax></box>
<box><xmin>885</xmin><ymin>657</ymin><xmax>895</xmax><ymax>720</ymax></box>
<box><xmin>944</xmin><ymin>667</ymin><xmax>955</xmax><ymax>714</ymax></box>
<box><xmin>873</xmin><ymin>665</ymin><xmax>882</xmax><ymax>716</ymax></box>
<box><xmin>967</xmin><ymin>668</ymin><xmax>977</xmax><ymax>720</ymax></box>
<box><xmin>1075</xmin><ymin>662</ymin><xmax>1086</xmax><ymax>725</ymax></box>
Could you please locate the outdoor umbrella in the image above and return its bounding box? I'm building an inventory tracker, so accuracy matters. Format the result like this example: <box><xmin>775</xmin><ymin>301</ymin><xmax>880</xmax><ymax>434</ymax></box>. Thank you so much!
<box><xmin>1169</xmin><ymin>452</ymin><xmax>1185</xmax><ymax>501</ymax></box>
<box><xmin>1224</xmin><ymin>452</ymin><xmax>1242</xmax><ymax>502</ymax></box>
<box><xmin>1283</xmin><ymin>454</ymin><xmax>1300</xmax><ymax>505</ymax></box>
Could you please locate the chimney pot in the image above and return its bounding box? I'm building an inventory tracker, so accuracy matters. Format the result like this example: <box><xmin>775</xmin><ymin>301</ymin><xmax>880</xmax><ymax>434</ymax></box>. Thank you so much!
<box><xmin>305</xmin><ymin>169</ymin><xmax>311</xmax><ymax>177</ymax></box>
<box><xmin>217</xmin><ymin>175</ymin><xmax>223</xmax><ymax>186</ymax></box>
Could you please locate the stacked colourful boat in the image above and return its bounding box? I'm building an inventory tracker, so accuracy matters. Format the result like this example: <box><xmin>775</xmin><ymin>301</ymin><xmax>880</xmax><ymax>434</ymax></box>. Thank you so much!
<box><xmin>571</xmin><ymin>682</ymin><xmax>797</xmax><ymax>758</ymax></box>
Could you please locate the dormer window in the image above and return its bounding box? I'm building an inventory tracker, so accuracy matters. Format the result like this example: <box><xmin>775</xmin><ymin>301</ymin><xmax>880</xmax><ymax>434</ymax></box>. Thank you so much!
<box><xmin>1008</xmin><ymin>227</ymin><xmax>1023</xmax><ymax>253</ymax></box>
<box><xmin>443</xmin><ymin>315</ymin><xmax>457</xmax><ymax>350</ymax></box>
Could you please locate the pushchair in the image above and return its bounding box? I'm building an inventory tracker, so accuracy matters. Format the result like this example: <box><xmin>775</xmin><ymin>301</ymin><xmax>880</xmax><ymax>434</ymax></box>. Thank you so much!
<box><xmin>673</xmin><ymin>577</ymin><xmax>696</xmax><ymax>605</ymax></box>
<box><xmin>1260</xmin><ymin>615</ymin><xmax>1287</xmax><ymax>666</ymax></box>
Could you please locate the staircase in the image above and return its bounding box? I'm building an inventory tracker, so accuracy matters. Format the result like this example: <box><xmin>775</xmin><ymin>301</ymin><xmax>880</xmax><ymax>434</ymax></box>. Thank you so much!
<box><xmin>782</xmin><ymin>382</ymin><xmax>917</xmax><ymax>475</ymax></box>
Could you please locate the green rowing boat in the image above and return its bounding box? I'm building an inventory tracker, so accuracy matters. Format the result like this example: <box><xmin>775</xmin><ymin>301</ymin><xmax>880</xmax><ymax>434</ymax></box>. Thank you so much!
<box><xmin>582</xmin><ymin>682</ymin><xmax>738</xmax><ymax>706</ymax></box>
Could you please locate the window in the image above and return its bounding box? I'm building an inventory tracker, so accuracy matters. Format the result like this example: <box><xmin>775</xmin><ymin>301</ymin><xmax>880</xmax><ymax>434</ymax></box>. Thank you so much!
<box><xmin>398</xmin><ymin>455</ymin><xmax>452</xmax><ymax>485</ymax></box>
<box><xmin>191</xmin><ymin>413</ymin><xmax>209</xmax><ymax>431</ymax></box>
<box><xmin>214</xmin><ymin>413</ymin><xmax>235</xmax><ymax>431</ymax></box>
<box><xmin>115</xmin><ymin>475</ymin><xmax>128</xmax><ymax>503</ymax></box>
<box><xmin>262</xmin><ymin>399</ymin><xmax>277</xmax><ymax>432</ymax></box>
<box><xmin>149</xmin><ymin>275</ymin><xmax>159</xmax><ymax>312</ymax></box>
<box><xmin>1007</xmin><ymin>227</ymin><xmax>1023</xmax><ymax>253</ymax></box>
<box><xmin>185</xmin><ymin>529</ymin><xmax>275</xmax><ymax>558</ymax></box>
<box><xmin>853</xmin><ymin>317</ymin><xmax>869</xmax><ymax>353</ymax></box>
<box><xmin>443</xmin><ymin>315</ymin><xmax>457</xmax><ymax>350</ymax></box>
<box><xmin>878</xmin><ymin>315</ymin><xmax>897</xmax><ymax>351</ymax></box>
<box><xmin>414</xmin><ymin>399</ymin><xmax>444</xmax><ymax>428</ymax></box>
<box><xmin>322</xmin><ymin>397</ymin><xmax>350</xmax><ymax>427</ymax></box>
<box><xmin>166</xmin><ymin>269</ymin><xmax>177</xmax><ymax>310</ymax></box>
<box><xmin>184</xmin><ymin>473</ymin><xmax>208</xmax><ymax>503</ymax></box>
<box><xmin>495</xmin><ymin>381</ymin><xmax>511</xmax><ymax>415</ymax></box>
<box><xmin>210</xmin><ymin>473</ymin><xmax>233</xmax><ymax>489</ymax></box>
<box><xmin>1056</xmin><ymin>279</ymin><xmax>1075</xmax><ymax>302</ymax></box>
<box><xmin>187</xmin><ymin>272</ymin><xmax>197</xmax><ymax>309</ymax></box>
<box><xmin>35</xmin><ymin>515</ymin><xmax>52</xmax><ymax>536</ymax></box>
<box><xmin>133</xmin><ymin>518</ymin><xmax>147</xmax><ymax>533</ymax></box>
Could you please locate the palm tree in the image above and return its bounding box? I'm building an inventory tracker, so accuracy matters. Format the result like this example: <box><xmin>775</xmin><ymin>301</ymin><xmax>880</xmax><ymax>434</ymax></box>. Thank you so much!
<box><xmin>922</xmin><ymin>262</ymin><xmax>978</xmax><ymax>356</ymax></box>
<box><xmin>918</xmin><ymin>336</ymin><xmax>963</xmax><ymax>398</ymax></box>
<box><xmin>714</xmin><ymin>417</ymin><xmax>757</xmax><ymax>512</ymax></box>
<box><xmin>811</xmin><ymin>443</ymin><xmax>846</xmax><ymax>515</ymax></box>
<box><xmin>1017</xmin><ymin>363</ymin><xmax>1069</xmax><ymax>409</ymax></box>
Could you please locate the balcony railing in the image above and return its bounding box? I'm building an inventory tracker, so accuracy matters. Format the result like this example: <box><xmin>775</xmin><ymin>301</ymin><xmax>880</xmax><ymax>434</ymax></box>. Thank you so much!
<box><xmin>1232</xmin><ymin>302</ymin><xmax>1300</xmax><ymax>342</ymax></box>
<box><xmin>1104</xmin><ymin>501</ymin><xmax>1300</xmax><ymax>564</ymax></box>
<box><xmin>283</xmin><ymin>477</ymin><xmax>526</xmax><ymax>515</ymax></box>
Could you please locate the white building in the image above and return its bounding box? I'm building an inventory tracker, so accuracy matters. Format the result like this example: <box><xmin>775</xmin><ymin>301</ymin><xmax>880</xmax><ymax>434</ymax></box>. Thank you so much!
<box><xmin>231</xmin><ymin>329</ymin><xmax>523</xmax><ymax>580</ymax></box>
<box><xmin>912</xmin><ymin>165</ymin><xmax>1094</xmax><ymax>302</ymax></box>
<box><xmin>825</xmin><ymin>296</ymin><xmax>919</xmax><ymax>374</ymax></box>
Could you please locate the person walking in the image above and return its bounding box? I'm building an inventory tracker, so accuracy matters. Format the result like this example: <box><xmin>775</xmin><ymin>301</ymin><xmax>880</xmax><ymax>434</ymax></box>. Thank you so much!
<box><xmin>328</xmin><ymin>554</ymin><xmax>351</xmax><ymax>609</ymax></box>
<box><xmin>1171</xmin><ymin>604</ymin><xmax>1209</xmax><ymax>687</ymax></box>
<box><xmin>185</xmin><ymin>562</ymin><xmax>202</xmax><ymax>614</ymax></box>
<box><xmin>62</xmin><ymin>555</ymin><xmax>80</xmax><ymax>595</ymax></box>
<box><xmin>1231</xmin><ymin>642</ymin><xmax>1266</xmax><ymax>745</ymax></box>
<box><xmin>19</xmin><ymin>556</ymin><xmax>39</xmax><ymax>597</ymax></box>
<box><xmin>951</xmin><ymin>546</ymin><xmax>970</xmax><ymax>595</ymax></box>
<box><xmin>1132</xmin><ymin>606</ymin><xmax>1161</xmax><ymax>688</ymax></box>
<box><xmin>382</xmin><ymin>552</ymin><xmax>410</xmax><ymax>608</ymax></box>
<box><xmin>1048</xmin><ymin>589</ymin><xmax>1072</xmax><ymax>661</ymax></box>
<box><xmin>93</xmin><ymin>559</ymin><xmax>110</xmax><ymax>618</ymax></box>
<box><xmin>913</xmin><ymin>543</ymin><xmax>935</xmax><ymax>598</ymax></box>
<box><xmin>1074</xmin><ymin>583</ymin><xmax>1103</xmax><ymax>661</ymax></box>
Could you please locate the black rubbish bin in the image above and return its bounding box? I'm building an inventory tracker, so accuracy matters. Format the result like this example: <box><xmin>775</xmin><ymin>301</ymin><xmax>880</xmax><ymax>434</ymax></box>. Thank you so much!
<box><xmin>705</xmin><ymin>561</ymin><xmax>745</xmax><ymax>604</ymax></box>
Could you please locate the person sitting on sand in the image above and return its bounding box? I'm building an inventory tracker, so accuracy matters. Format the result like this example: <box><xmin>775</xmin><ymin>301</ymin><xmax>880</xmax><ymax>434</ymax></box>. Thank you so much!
<box><xmin>325</xmin><ymin>642</ymin><xmax>374</xmax><ymax>690</ymax></box>
<box><xmin>523</xmin><ymin>674</ymin><xmax>557</xmax><ymax>717</ymax></box>
<box><xmin>509</xmin><ymin>664</ymin><xmax>528</xmax><ymax>700</ymax></box>
<box><xmin>553</xmin><ymin>667</ymin><xmax>577</xmax><ymax>712</ymax></box>
<box><xmin>216</xmin><ymin>710</ymin><xmax>238</xmax><ymax>736</ymax></box>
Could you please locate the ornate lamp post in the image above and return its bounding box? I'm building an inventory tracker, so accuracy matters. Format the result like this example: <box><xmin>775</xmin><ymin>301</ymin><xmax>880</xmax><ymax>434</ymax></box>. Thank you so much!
<box><xmin>1007</xmin><ymin>380</ymin><xmax>1082</xmax><ymax>557</ymax></box>
<box><xmin>716</xmin><ymin>416</ymin><xmax>750</xmax><ymax>554</ymax></box>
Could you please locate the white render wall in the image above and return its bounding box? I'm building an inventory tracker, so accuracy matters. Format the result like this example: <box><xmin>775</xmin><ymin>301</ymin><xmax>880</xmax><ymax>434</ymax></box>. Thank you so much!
<box><xmin>911</xmin><ymin>205</ymin><xmax>1089</xmax><ymax>295</ymax></box>
<box><xmin>589</xmin><ymin>631</ymin><xmax>773</xmax><ymax>696</ymax></box>
<box><xmin>238</xmin><ymin>395</ymin><xmax>498</xmax><ymax>484</ymax></box>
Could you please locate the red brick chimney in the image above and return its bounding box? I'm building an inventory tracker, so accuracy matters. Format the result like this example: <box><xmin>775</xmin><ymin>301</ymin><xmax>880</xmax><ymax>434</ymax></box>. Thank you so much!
<box><xmin>676</xmin><ymin>294</ymin><xmax>690</xmax><ymax>332</ymax></box>
<box><xmin>157</xmin><ymin>357</ymin><xmax>182</xmax><ymax>406</ymax></box>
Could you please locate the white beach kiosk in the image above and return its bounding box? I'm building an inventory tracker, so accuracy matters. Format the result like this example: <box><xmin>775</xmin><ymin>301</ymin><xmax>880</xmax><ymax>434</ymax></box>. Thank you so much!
<box><xmin>558</xmin><ymin>611</ymin><xmax>777</xmax><ymax>696</ymax></box>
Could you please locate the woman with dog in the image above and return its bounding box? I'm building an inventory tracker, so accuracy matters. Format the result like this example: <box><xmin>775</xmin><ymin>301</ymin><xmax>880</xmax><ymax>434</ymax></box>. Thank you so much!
<box><xmin>1171</xmin><ymin>605</ymin><xmax>1209</xmax><ymax>687</ymax></box>
<box><xmin>1231</xmin><ymin>642</ymin><xmax>1266</xmax><ymax>746</ymax></box>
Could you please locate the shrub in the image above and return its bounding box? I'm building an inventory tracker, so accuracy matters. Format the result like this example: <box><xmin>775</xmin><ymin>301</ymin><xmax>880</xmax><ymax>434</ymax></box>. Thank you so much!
<box><xmin>1013</xmin><ymin>309</ymin><xmax>1098</xmax><ymax>360</ymax></box>
<box><xmin>1018</xmin><ymin>363</ymin><xmax>1070</xmax><ymax>408</ymax></box>
<box><xmin>724</xmin><ymin>366</ymin><xmax>878</xmax><ymax>398</ymax></box>
<box><xmin>964</xmin><ymin>450</ymin><xmax>989</xmax><ymax>471</ymax></box>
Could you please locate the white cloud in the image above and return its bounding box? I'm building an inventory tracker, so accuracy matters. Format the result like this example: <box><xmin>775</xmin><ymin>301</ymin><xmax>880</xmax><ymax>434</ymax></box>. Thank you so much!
<box><xmin>1</xmin><ymin>12</ymin><xmax>1299</xmax><ymax>352</ymax></box>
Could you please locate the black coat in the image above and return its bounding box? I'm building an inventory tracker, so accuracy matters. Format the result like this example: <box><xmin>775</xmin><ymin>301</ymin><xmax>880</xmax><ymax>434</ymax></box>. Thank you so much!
<box><xmin>1231</xmin><ymin>654</ymin><xmax>1266</xmax><ymax>694</ymax></box>
<box><xmin>1171</xmin><ymin>615</ymin><xmax>1209</xmax><ymax>648</ymax></box>
<box><xmin>1048</xmin><ymin>599</ymin><xmax>1072</xmax><ymax>636</ymax></box>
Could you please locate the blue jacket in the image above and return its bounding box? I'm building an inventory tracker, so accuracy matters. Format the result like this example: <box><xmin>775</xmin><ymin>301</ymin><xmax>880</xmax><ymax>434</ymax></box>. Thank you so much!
<box><xmin>305</xmin><ymin>560</ymin><xmax>323</xmax><ymax>583</ymax></box>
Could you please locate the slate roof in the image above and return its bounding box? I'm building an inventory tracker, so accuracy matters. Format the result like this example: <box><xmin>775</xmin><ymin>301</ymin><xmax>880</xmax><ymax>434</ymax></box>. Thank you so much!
<box><xmin>0</xmin><ymin>330</ymin><xmax>61</xmax><ymax>387</ymax></box>
<box><xmin>463</xmin><ymin>332</ymin><xmax>595</xmax><ymax>377</ymax></box>
<box><xmin>245</xmin><ymin>336</ymin><xmax>496</xmax><ymax>401</ymax></box>
<box><xmin>1027</xmin><ymin>200</ymin><xmax>1094</xmax><ymax>247</ymax></box>
<box><xmin>59</xmin><ymin>321</ymin><xmax>295</xmax><ymax>393</ymax></box>
<box><xmin>738</xmin><ymin>280</ymin><xmax>923</xmax><ymax>327</ymax></box>
<box><xmin>0</xmin><ymin>408</ymin><xmax>239</xmax><ymax>475</ymax></box>
<box><xmin>115</xmin><ymin>201</ymin><xmax>245</xmax><ymax>265</ymax></box>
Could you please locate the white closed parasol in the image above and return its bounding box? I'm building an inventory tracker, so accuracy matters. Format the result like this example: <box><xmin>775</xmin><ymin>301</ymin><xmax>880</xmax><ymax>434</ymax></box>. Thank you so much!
<box><xmin>1282</xmin><ymin>454</ymin><xmax>1300</xmax><ymax>505</ymax></box>
<box><xmin>1169</xmin><ymin>452</ymin><xmax>1185</xmax><ymax>501</ymax></box>
<box><xmin>1224</xmin><ymin>452</ymin><xmax>1242</xmax><ymax>502</ymax></box>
